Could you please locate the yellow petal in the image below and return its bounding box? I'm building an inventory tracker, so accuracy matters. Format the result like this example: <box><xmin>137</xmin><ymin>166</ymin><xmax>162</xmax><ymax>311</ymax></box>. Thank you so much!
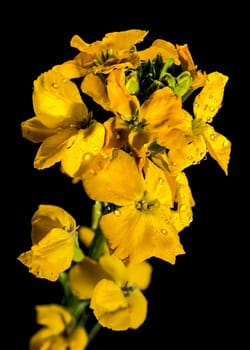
<box><xmin>90</xmin><ymin>279</ymin><xmax>147</xmax><ymax>330</ymax></box>
<box><xmin>18</xmin><ymin>228</ymin><xmax>73</xmax><ymax>281</ymax></box>
<box><xmin>61</xmin><ymin>121</ymin><xmax>105</xmax><ymax>177</ymax></box>
<box><xmin>106</xmin><ymin>69</ymin><xmax>139</xmax><ymax>121</ymax></box>
<box><xmin>32</xmin><ymin>69</ymin><xmax>88</xmax><ymax>128</ymax></box>
<box><xmin>34</xmin><ymin>128</ymin><xmax>77</xmax><ymax>170</ymax></box>
<box><xmin>68</xmin><ymin>327</ymin><xmax>88</xmax><ymax>350</ymax></box>
<box><xmin>82</xmin><ymin>150</ymin><xmax>144</xmax><ymax>205</ymax></box>
<box><xmin>127</xmin><ymin>260</ymin><xmax>153</xmax><ymax>290</ymax></box>
<box><xmin>81</xmin><ymin>73</ymin><xmax>110</xmax><ymax>111</ymax></box>
<box><xmin>21</xmin><ymin>117</ymin><xmax>55</xmax><ymax>143</ymax></box>
<box><xmin>166</xmin><ymin>128</ymin><xmax>207</xmax><ymax>173</ymax></box>
<box><xmin>69</xmin><ymin>257</ymin><xmax>109</xmax><ymax>300</ymax></box>
<box><xmin>99</xmin><ymin>255</ymin><xmax>127</xmax><ymax>285</ymax></box>
<box><xmin>90</xmin><ymin>279</ymin><xmax>129</xmax><ymax>330</ymax></box>
<box><xmin>203</xmin><ymin>126</ymin><xmax>231</xmax><ymax>175</ymax></box>
<box><xmin>100</xmin><ymin>205</ymin><xmax>184</xmax><ymax>265</ymax></box>
<box><xmin>193</xmin><ymin>71</ymin><xmax>229</xmax><ymax>123</ymax></box>
<box><xmin>35</xmin><ymin>304</ymin><xmax>72</xmax><ymax>331</ymax></box>
<box><xmin>31</xmin><ymin>204</ymin><xmax>76</xmax><ymax>244</ymax></box>
<box><xmin>138</xmin><ymin>39</ymin><xmax>180</xmax><ymax>65</ymax></box>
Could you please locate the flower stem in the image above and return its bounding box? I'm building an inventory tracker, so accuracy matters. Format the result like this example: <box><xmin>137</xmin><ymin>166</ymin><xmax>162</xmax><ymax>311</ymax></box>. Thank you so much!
<box><xmin>87</xmin><ymin>322</ymin><xmax>102</xmax><ymax>346</ymax></box>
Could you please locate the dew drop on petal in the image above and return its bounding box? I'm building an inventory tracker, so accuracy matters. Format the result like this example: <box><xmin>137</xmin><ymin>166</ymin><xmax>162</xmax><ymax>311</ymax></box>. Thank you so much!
<box><xmin>84</xmin><ymin>153</ymin><xmax>92</xmax><ymax>161</ymax></box>
<box><xmin>52</xmin><ymin>83</ymin><xmax>59</xmax><ymax>88</ymax></box>
<box><xmin>180</xmin><ymin>204</ymin><xmax>187</xmax><ymax>211</ymax></box>
<box><xmin>160</xmin><ymin>228</ymin><xmax>167</xmax><ymax>235</ymax></box>
<box><xmin>159</xmin><ymin>177</ymin><xmax>164</xmax><ymax>184</ymax></box>
<box><xmin>114</xmin><ymin>209</ymin><xmax>121</xmax><ymax>216</ymax></box>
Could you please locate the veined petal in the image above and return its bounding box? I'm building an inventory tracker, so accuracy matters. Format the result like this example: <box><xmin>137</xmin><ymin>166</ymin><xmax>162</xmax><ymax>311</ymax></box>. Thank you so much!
<box><xmin>100</xmin><ymin>204</ymin><xmax>184</xmax><ymax>265</ymax></box>
<box><xmin>166</xmin><ymin>128</ymin><xmax>207</xmax><ymax>173</ymax></box>
<box><xmin>143</xmin><ymin>158</ymin><xmax>174</xmax><ymax>205</ymax></box>
<box><xmin>61</xmin><ymin>121</ymin><xmax>105</xmax><ymax>177</ymax></box>
<box><xmin>141</xmin><ymin>86</ymin><xmax>183</xmax><ymax>131</ymax></box>
<box><xmin>82</xmin><ymin>150</ymin><xmax>144</xmax><ymax>205</ymax></box>
<box><xmin>34</xmin><ymin>128</ymin><xmax>77</xmax><ymax>170</ymax></box>
<box><xmin>17</xmin><ymin>228</ymin><xmax>73</xmax><ymax>281</ymax></box>
<box><xmin>32</xmin><ymin>70</ymin><xmax>88</xmax><ymax>128</ymax></box>
<box><xmin>193</xmin><ymin>71</ymin><xmax>229</xmax><ymax>123</ymax></box>
<box><xmin>69</xmin><ymin>257</ymin><xmax>110</xmax><ymax>300</ymax></box>
<box><xmin>203</xmin><ymin>125</ymin><xmax>231</xmax><ymax>175</ymax></box>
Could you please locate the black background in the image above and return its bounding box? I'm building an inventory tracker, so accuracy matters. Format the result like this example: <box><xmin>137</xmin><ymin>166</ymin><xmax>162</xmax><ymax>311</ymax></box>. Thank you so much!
<box><xmin>5</xmin><ymin>2</ymin><xmax>247</xmax><ymax>349</ymax></box>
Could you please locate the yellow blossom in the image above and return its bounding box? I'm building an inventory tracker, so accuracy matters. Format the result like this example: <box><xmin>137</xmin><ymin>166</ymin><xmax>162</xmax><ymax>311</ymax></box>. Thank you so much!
<box><xmin>69</xmin><ymin>254</ymin><xmax>152</xmax><ymax>330</ymax></box>
<box><xmin>17</xmin><ymin>205</ymin><xmax>76</xmax><ymax>281</ymax></box>
<box><xmin>53</xmin><ymin>29</ymin><xmax>148</xmax><ymax>79</ymax></box>
<box><xmin>21</xmin><ymin>69</ymin><xmax>105</xmax><ymax>177</ymax></box>
<box><xmin>166</xmin><ymin>71</ymin><xmax>231</xmax><ymax>174</ymax></box>
<box><xmin>29</xmin><ymin>304</ymin><xmax>88</xmax><ymax>350</ymax></box>
<box><xmin>81</xmin><ymin>149</ymin><xmax>194</xmax><ymax>265</ymax></box>
<box><xmin>81</xmin><ymin>68</ymin><xmax>189</xmax><ymax>160</ymax></box>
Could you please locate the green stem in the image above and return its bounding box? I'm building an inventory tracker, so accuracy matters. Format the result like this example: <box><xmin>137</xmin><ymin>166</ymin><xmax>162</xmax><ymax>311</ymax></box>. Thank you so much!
<box><xmin>87</xmin><ymin>322</ymin><xmax>102</xmax><ymax>346</ymax></box>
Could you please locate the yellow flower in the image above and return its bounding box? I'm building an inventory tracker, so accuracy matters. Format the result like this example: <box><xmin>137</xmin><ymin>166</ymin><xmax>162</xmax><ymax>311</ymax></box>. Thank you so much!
<box><xmin>53</xmin><ymin>29</ymin><xmax>148</xmax><ymax>79</ymax></box>
<box><xmin>21</xmin><ymin>69</ymin><xmax>105</xmax><ymax>177</ymax></box>
<box><xmin>81</xmin><ymin>149</ymin><xmax>193</xmax><ymax>265</ymax></box>
<box><xmin>166</xmin><ymin>71</ymin><xmax>231</xmax><ymax>174</ymax></box>
<box><xmin>69</xmin><ymin>254</ymin><xmax>152</xmax><ymax>330</ymax></box>
<box><xmin>17</xmin><ymin>205</ymin><xmax>76</xmax><ymax>281</ymax></box>
<box><xmin>81</xmin><ymin>68</ymin><xmax>189</xmax><ymax>160</ymax></box>
<box><xmin>29</xmin><ymin>304</ymin><xmax>88</xmax><ymax>350</ymax></box>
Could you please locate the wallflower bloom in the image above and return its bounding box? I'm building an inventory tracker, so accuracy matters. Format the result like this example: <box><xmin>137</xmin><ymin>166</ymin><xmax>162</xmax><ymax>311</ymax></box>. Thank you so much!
<box><xmin>29</xmin><ymin>304</ymin><xmax>88</xmax><ymax>350</ymax></box>
<box><xmin>81</xmin><ymin>68</ymin><xmax>190</xmax><ymax>161</ymax></box>
<box><xmin>17</xmin><ymin>205</ymin><xmax>76</xmax><ymax>281</ymax></box>
<box><xmin>21</xmin><ymin>69</ymin><xmax>105</xmax><ymax>177</ymax></box>
<box><xmin>69</xmin><ymin>254</ymin><xmax>152</xmax><ymax>330</ymax></box>
<box><xmin>81</xmin><ymin>149</ymin><xmax>194</xmax><ymax>265</ymax></box>
<box><xmin>53</xmin><ymin>29</ymin><xmax>148</xmax><ymax>79</ymax></box>
<box><xmin>166</xmin><ymin>71</ymin><xmax>231</xmax><ymax>174</ymax></box>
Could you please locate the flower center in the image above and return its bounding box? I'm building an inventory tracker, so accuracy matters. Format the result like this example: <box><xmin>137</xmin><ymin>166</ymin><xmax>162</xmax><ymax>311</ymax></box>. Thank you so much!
<box><xmin>135</xmin><ymin>191</ymin><xmax>160</xmax><ymax>212</ymax></box>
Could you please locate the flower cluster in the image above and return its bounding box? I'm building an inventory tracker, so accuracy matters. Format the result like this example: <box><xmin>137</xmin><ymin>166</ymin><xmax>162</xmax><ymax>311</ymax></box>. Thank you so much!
<box><xmin>17</xmin><ymin>29</ymin><xmax>231</xmax><ymax>349</ymax></box>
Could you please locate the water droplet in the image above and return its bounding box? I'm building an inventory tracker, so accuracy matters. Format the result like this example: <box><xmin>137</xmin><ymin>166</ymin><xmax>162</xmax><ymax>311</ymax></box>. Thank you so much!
<box><xmin>52</xmin><ymin>83</ymin><xmax>59</xmax><ymax>88</ymax></box>
<box><xmin>210</xmin><ymin>133</ymin><xmax>216</xmax><ymax>140</ymax></box>
<box><xmin>114</xmin><ymin>209</ymin><xmax>121</xmax><ymax>216</ymax></box>
<box><xmin>223</xmin><ymin>140</ymin><xmax>230</xmax><ymax>147</ymax></box>
<box><xmin>62</xmin><ymin>78</ymin><xmax>68</xmax><ymax>83</ymax></box>
<box><xmin>210</xmin><ymin>106</ymin><xmax>215</xmax><ymax>112</ymax></box>
<box><xmin>90</xmin><ymin>169</ymin><xmax>97</xmax><ymax>175</ymax></box>
<box><xmin>180</xmin><ymin>204</ymin><xmax>186</xmax><ymax>211</ymax></box>
<box><xmin>159</xmin><ymin>177</ymin><xmax>164</xmax><ymax>184</ymax></box>
<box><xmin>84</xmin><ymin>153</ymin><xmax>92</xmax><ymax>161</ymax></box>
<box><xmin>160</xmin><ymin>228</ymin><xmax>167</xmax><ymax>235</ymax></box>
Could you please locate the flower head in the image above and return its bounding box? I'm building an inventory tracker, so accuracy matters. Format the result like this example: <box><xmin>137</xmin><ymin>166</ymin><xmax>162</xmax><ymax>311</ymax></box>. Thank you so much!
<box><xmin>29</xmin><ymin>304</ymin><xmax>88</xmax><ymax>350</ymax></box>
<box><xmin>17</xmin><ymin>205</ymin><xmax>77</xmax><ymax>281</ymax></box>
<box><xmin>69</xmin><ymin>254</ymin><xmax>152</xmax><ymax>330</ymax></box>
